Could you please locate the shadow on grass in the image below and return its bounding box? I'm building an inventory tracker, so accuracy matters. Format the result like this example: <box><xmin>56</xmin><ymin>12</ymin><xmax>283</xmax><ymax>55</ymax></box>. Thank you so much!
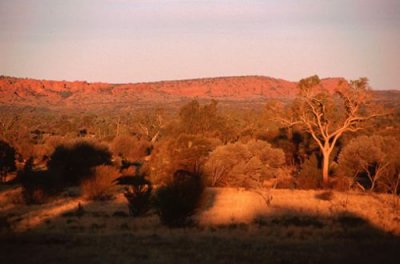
<box><xmin>1</xmin><ymin>201</ymin><xmax>399</xmax><ymax>264</ymax></box>
<box><xmin>0</xmin><ymin>186</ymin><xmax>399</xmax><ymax>263</ymax></box>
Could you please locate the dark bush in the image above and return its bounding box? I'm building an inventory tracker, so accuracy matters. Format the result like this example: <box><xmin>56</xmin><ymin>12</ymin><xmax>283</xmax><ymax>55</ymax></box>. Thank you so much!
<box><xmin>0</xmin><ymin>140</ymin><xmax>16</xmax><ymax>183</ymax></box>
<box><xmin>315</xmin><ymin>191</ymin><xmax>334</xmax><ymax>201</ymax></box>
<box><xmin>116</xmin><ymin>175</ymin><xmax>153</xmax><ymax>216</ymax></box>
<box><xmin>47</xmin><ymin>141</ymin><xmax>112</xmax><ymax>187</ymax></box>
<box><xmin>114</xmin><ymin>163</ymin><xmax>153</xmax><ymax>216</ymax></box>
<box><xmin>154</xmin><ymin>169</ymin><xmax>204</xmax><ymax>227</ymax></box>
<box><xmin>19</xmin><ymin>158</ymin><xmax>61</xmax><ymax>204</ymax></box>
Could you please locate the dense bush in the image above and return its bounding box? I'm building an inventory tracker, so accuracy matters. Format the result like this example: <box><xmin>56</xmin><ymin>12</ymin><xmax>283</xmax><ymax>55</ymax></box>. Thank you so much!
<box><xmin>114</xmin><ymin>162</ymin><xmax>153</xmax><ymax>216</ymax></box>
<box><xmin>47</xmin><ymin>140</ymin><xmax>112</xmax><ymax>187</ymax></box>
<box><xmin>115</xmin><ymin>173</ymin><xmax>153</xmax><ymax>216</ymax></box>
<box><xmin>30</xmin><ymin>135</ymin><xmax>66</xmax><ymax>165</ymax></box>
<box><xmin>80</xmin><ymin>165</ymin><xmax>120</xmax><ymax>201</ymax></box>
<box><xmin>111</xmin><ymin>135</ymin><xmax>151</xmax><ymax>161</ymax></box>
<box><xmin>204</xmin><ymin>140</ymin><xmax>286</xmax><ymax>188</ymax></box>
<box><xmin>19</xmin><ymin>158</ymin><xmax>61</xmax><ymax>204</ymax></box>
<box><xmin>338</xmin><ymin>135</ymin><xmax>400</xmax><ymax>192</ymax></box>
<box><xmin>0</xmin><ymin>140</ymin><xmax>16</xmax><ymax>182</ymax></box>
<box><xmin>154</xmin><ymin>169</ymin><xmax>204</xmax><ymax>227</ymax></box>
<box><xmin>149</xmin><ymin>134</ymin><xmax>220</xmax><ymax>184</ymax></box>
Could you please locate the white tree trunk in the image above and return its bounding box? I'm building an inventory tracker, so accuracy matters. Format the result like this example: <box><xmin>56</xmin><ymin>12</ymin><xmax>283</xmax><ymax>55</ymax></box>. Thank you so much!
<box><xmin>322</xmin><ymin>150</ymin><xmax>330</xmax><ymax>186</ymax></box>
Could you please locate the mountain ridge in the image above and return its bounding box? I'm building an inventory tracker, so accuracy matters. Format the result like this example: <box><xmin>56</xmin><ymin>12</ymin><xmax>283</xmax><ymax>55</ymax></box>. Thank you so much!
<box><xmin>0</xmin><ymin>75</ymin><xmax>362</xmax><ymax>109</ymax></box>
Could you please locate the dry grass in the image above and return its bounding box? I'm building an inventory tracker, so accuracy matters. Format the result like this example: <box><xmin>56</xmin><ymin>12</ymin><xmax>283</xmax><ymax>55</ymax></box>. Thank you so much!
<box><xmin>0</xmin><ymin>187</ymin><xmax>399</xmax><ymax>263</ymax></box>
<box><xmin>80</xmin><ymin>165</ymin><xmax>120</xmax><ymax>201</ymax></box>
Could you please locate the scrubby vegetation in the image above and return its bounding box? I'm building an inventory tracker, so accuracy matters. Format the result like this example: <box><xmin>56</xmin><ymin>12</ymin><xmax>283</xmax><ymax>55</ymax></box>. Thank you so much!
<box><xmin>0</xmin><ymin>75</ymin><xmax>399</xmax><ymax>223</ymax></box>
<box><xmin>0</xmin><ymin>140</ymin><xmax>16</xmax><ymax>182</ymax></box>
<box><xmin>121</xmin><ymin>175</ymin><xmax>153</xmax><ymax>217</ymax></box>
<box><xmin>18</xmin><ymin>158</ymin><xmax>60</xmax><ymax>204</ymax></box>
<box><xmin>114</xmin><ymin>163</ymin><xmax>153</xmax><ymax>216</ymax></box>
<box><xmin>297</xmin><ymin>154</ymin><xmax>323</xmax><ymax>189</ymax></box>
<box><xmin>154</xmin><ymin>170</ymin><xmax>204</xmax><ymax>227</ymax></box>
<box><xmin>0</xmin><ymin>76</ymin><xmax>399</xmax><ymax>264</ymax></box>
<box><xmin>81</xmin><ymin>165</ymin><xmax>120</xmax><ymax>201</ymax></box>
<box><xmin>17</xmin><ymin>141</ymin><xmax>114</xmax><ymax>204</ymax></box>
<box><xmin>47</xmin><ymin>141</ymin><xmax>112</xmax><ymax>186</ymax></box>
<box><xmin>338</xmin><ymin>135</ymin><xmax>400</xmax><ymax>192</ymax></box>
<box><xmin>205</xmin><ymin>140</ymin><xmax>286</xmax><ymax>187</ymax></box>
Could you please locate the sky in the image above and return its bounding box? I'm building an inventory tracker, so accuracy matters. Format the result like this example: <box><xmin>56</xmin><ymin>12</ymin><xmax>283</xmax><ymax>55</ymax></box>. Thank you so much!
<box><xmin>0</xmin><ymin>0</ymin><xmax>399</xmax><ymax>89</ymax></box>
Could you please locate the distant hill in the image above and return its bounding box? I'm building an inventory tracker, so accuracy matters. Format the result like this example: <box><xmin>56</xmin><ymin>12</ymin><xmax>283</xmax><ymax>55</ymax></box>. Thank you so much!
<box><xmin>0</xmin><ymin>75</ymin><xmax>380</xmax><ymax>110</ymax></box>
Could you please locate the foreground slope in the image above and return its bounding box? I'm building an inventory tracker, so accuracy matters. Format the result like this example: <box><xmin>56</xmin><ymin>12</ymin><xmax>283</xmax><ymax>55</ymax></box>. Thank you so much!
<box><xmin>1</xmin><ymin>187</ymin><xmax>399</xmax><ymax>263</ymax></box>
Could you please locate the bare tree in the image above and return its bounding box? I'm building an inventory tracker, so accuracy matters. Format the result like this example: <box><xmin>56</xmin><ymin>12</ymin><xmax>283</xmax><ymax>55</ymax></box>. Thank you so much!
<box><xmin>269</xmin><ymin>75</ymin><xmax>387</xmax><ymax>185</ymax></box>
<box><xmin>136</xmin><ymin>108</ymin><xmax>165</xmax><ymax>143</ymax></box>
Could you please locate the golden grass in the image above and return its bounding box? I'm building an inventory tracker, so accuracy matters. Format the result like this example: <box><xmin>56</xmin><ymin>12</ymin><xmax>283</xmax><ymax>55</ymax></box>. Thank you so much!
<box><xmin>80</xmin><ymin>165</ymin><xmax>120</xmax><ymax>201</ymax></box>
<box><xmin>1</xmin><ymin>187</ymin><xmax>398</xmax><ymax>234</ymax></box>
<box><xmin>1</xmin><ymin>187</ymin><xmax>399</xmax><ymax>263</ymax></box>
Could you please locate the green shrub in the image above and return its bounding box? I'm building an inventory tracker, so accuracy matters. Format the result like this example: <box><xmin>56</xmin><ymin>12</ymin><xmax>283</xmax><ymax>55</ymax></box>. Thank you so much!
<box><xmin>154</xmin><ymin>169</ymin><xmax>204</xmax><ymax>227</ymax></box>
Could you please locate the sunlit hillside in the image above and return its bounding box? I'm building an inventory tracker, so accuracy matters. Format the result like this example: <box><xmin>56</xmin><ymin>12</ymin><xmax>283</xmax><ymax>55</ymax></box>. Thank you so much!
<box><xmin>0</xmin><ymin>76</ymin><xmax>348</xmax><ymax>109</ymax></box>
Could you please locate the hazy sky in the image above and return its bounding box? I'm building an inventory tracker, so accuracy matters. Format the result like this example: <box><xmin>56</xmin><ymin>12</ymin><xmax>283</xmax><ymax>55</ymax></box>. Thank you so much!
<box><xmin>1</xmin><ymin>0</ymin><xmax>399</xmax><ymax>89</ymax></box>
